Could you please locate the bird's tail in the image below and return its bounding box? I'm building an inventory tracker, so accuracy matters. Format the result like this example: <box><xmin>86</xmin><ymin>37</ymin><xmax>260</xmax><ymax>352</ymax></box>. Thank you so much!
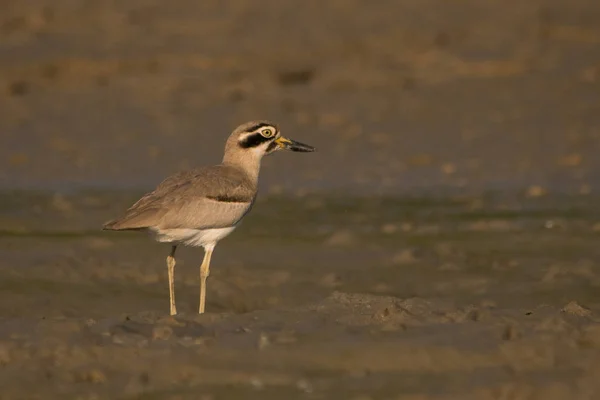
<box><xmin>102</xmin><ymin>210</ymin><xmax>156</xmax><ymax>231</ymax></box>
<box><xmin>102</xmin><ymin>219</ymin><xmax>123</xmax><ymax>230</ymax></box>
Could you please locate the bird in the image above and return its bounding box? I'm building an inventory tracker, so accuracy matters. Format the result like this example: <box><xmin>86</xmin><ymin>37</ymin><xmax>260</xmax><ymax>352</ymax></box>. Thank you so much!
<box><xmin>102</xmin><ymin>121</ymin><xmax>316</xmax><ymax>315</ymax></box>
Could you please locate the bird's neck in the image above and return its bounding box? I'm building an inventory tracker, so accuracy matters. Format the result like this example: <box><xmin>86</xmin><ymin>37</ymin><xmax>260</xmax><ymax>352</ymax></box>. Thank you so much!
<box><xmin>222</xmin><ymin>152</ymin><xmax>262</xmax><ymax>185</ymax></box>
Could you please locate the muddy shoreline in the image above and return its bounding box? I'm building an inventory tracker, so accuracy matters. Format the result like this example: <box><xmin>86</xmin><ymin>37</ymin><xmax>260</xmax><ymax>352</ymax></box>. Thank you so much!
<box><xmin>1</xmin><ymin>191</ymin><xmax>600</xmax><ymax>398</ymax></box>
<box><xmin>2</xmin><ymin>0</ymin><xmax>600</xmax><ymax>398</ymax></box>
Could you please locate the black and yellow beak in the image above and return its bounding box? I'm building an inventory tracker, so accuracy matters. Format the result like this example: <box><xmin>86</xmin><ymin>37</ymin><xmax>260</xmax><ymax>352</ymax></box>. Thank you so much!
<box><xmin>274</xmin><ymin>136</ymin><xmax>316</xmax><ymax>152</ymax></box>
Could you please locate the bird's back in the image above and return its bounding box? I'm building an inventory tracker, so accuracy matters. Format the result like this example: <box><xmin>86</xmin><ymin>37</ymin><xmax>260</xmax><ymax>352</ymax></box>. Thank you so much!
<box><xmin>103</xmin><ymin>164</ymin><xmax>257</xmax><ymax>231</ymax></box>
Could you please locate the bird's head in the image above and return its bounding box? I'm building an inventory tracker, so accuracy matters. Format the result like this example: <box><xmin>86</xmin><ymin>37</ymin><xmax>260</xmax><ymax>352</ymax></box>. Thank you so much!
<box><xmin>227</xmin><ymin>121</ymin><xmax>316</xmax><ymax>158</ymax></box>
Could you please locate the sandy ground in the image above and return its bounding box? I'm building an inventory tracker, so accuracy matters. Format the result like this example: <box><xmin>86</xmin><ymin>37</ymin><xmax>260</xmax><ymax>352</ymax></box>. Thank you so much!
<box><xmin>2</xmin><ymin>0</ymin><xmax>600</xmax><ymax>398</ymax></box>
<box><xmin>2</xmin><ymin>193</ymin><xmax>600</xmax><ymax>399</ymax></box>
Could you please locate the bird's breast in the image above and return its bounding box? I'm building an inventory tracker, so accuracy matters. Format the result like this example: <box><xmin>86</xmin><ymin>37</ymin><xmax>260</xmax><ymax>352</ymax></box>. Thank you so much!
<box><xmin>150</xmin><ymin>226</ymin><xmax>238</xmax><ymax>247</ymax></box>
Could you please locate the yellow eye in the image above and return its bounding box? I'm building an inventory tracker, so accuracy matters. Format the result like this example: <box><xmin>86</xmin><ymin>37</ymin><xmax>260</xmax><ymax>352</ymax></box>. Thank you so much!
<box><xmin>260</xmin><ymin>128</ymin><xmax>274</xmax><ymax>138</ymax></box>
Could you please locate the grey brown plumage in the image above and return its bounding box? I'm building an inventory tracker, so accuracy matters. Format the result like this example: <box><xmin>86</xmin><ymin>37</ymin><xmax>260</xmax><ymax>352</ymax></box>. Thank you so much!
<box><xmin>103</xmin><ymin>164</ymin><xmax>256</xmax><ymax>231</ymax></box>
<box><xmin>102</xmin><ymin>120</ymin><xmax>315</xmax><ymax>315</ymax></box>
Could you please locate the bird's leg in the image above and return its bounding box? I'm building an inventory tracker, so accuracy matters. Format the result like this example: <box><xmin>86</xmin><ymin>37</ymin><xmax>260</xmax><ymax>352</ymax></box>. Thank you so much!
<box><xmin>167</xmin><ymin>245</ymin><xmax>177</xmax><ymax>316</ymax></box>
<box><xmin>199</xmin><ymin>245</ymin><xmax>214</xmax><ymax>314</ymax></box>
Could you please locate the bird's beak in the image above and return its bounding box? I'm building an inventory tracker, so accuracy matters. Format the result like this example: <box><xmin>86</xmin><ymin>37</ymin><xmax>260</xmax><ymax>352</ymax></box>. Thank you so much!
<box><xmin>274</xmin><ymin>136</ymin><xmax>316</xmax><ymax>152</ymax></box>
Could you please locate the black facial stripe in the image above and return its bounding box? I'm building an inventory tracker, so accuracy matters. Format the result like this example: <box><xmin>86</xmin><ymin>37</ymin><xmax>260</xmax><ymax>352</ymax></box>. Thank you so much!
<box><xmin>206</xmin><ymin>194</ymin><xmax>250</xmax><ymax>203</ymax></box>
<box><xmin>266</xmin><ymin>141</ymin><xmax>278</xmax><ymax>152</ymax></box>
<box><xmin>245</xmin><ymin>122</ymin><xmax>272</xmax><ymax>133</ymax></box>
<box><xmin>239</xmin><ymin>132</ymin><xmax>273</xmax><ymax>148</ymax></box>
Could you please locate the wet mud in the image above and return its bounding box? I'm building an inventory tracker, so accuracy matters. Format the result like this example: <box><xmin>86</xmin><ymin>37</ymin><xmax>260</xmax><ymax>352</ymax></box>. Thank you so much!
<box><xmin>2</xmin><ymin>0</ymin><xmax>600</xmax><ymax>398</ymax></box>
<box><xmin>2</xmin><ymin>193</ymin><xmax>600</xmax><ymax>398</ymax></box>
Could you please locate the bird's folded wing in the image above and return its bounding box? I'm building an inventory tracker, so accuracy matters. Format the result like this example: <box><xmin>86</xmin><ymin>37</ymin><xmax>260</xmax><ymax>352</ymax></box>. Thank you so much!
<box><xmin>104</xmin><ymin>165</ymin><xmax>255</xmax><ymax>230</ymax></box>
<box><xmin>159</xmin><ymin>197</ymin><xmax>253</xmax><ymax>229</ymax></box>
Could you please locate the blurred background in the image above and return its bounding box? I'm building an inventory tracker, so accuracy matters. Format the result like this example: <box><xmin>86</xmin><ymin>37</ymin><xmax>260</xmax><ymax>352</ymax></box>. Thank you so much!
<box><xmin>2</xmin><ymin>0</ymin><xmax>599</xmax><ymax>196</ymax></box>
<box><xmin>2</xmin><ymin>1</ymin><xmax>600</xmax><ymax>398</ymax></box>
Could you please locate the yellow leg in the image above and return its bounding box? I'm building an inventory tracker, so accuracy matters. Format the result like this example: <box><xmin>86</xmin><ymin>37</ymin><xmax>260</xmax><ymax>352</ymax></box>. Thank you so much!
<box><xmin>199</xmin><ymin>246</ymin><xmax>214</xmax><ymax>314</ymax></box>
<box><xmin>167</xmin><ymin>245</ymin><xmax>177</xmax><ymax>316</ymax></box>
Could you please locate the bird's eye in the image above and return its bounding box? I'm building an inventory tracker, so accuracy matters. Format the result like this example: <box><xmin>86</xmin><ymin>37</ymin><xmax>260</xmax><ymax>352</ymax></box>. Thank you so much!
<box><xmin>260</xmin><ymin>128</ymin><xmax>274</xmax><ymax>138</ymax></box>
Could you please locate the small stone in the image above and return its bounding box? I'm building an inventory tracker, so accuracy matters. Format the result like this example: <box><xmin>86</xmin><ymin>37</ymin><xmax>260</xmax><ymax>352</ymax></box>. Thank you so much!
<box><xmin>0</xmin><ymin>344</ymin><xmax>11</xmax><ymax>365</ymax></box>
<box><xmin>250</xmin><ymin>378</ymin><xmax>264</xmax><ymax>389</ymax></box>
<box><xmin>51</xmin><ymin>193</ymin><xmax>73</xmax><ymax>212</ymax></box>
<box><xmin>152</xmin><ymin>325</ymin><xmax>173</xmax><ymax>341</ymax></box>
<box><xmin>372</xmin><ymin>283</ymin><xmax>391</xmax><ymax>293</ymax></box>
<box><xmin>468</xmin><ymin>219</ymin><xmax>512</xmax><ymax>232</ymax></box>
<box><xmin>526</xmin><ymin>185</ymin><xmax>546</xmax><ymax>198</ymax></box>
<box><xmin>580</xmin><ymin>184</ymin><xmax>592</xmax><ymax>195</ymax></box>
<box><xmin>380</xmin><ymin>223</ymin><xmax>397</xmax><ymax>234</ymax></box>
<box><xmin>318</xmin><ymin>113</ymin><xmax>345</xmax><ymax>128</ymax></box>
<box><xmin>139</xmin><ymin>372</ymin><xmax>150</xmax><ymax>385</ymax></box>
<box><xmin>319</xmin><ymin>273</ymin><xmax>342</xmax><ymax>288</ymax></box>
<box><xmin>581</xmin><ymin>66</ymin><xmax>598</xmax><ymax>82</ymax></box>
<box><xmin>274</xmin><ymin>330</ymin><xmax>297</xmax><ymax>344</ymax></box>
<box><xmin>267</xmin><ymin>184</ymin><xmax>284</xmax><ymax>196</ymax></box>
<box><xmin>401</xmin><ymin>223</ymin><xmax>413</xmax><ymax>232</ymax></box>
<box><xmin>179</xmin><ymin>336</ymin><xmax>211</xmax><ymax>347</ymax></box>
<box><xmin>75</xmin><ymin>369</ymin><xmax>106</xmax><ymax>384</ymax></box>
<box><xmin>502</xmin><ymin>325</ymin><xmax>519</xmax><ymax>340</ymax></box>
<box><xmin>408</xmin><ymin>153</ymin><xmax>434</xmax><ymax>166</ymax></box>
<box><xmin>578</xmin><ymin>324</ymin><xmax>600</xmax><ymax>348</ymax></box>
<box><xmin>325</xmin><ymin>230</ymin><xmax>356</xmax><ymax>246</ymax></box>
<box><xmin>561</xmin><ymin>301</ymin><xmax>592</xmax><ymax>317</ymax></box>
<box><xmin>8</xmin><ymin>153</ymin><xmax>29</xmax><ymax>166</ymax></box>
<box><xmin>438</xmin><ymin>263</ymin><xmax>460</xmax><ymax>271</ymax></box>
<box><xmin>541</xmin><ymin>265</ymin><xmax>561</xmax><ymax>283</ymax></box>
<box><xmin>85</xmin><ymin>238</ymin><xmax>113</xmax><ymax>250</ymax></box>
<box><xmin>7</xmin><ymin>80</ymin><xmax>29</xmax><ymax>96</ymax></box>
<box><xmin>157</xmin><ymin>316</ymin><xmax>186</xmax><ymax>327</ymax></box>
<box><xmin>147</xmin><ymin>145</ymin><xmax>161</xmax><ymax>159</ymax></box>
<box><xmin>391</xmin><ymin>249</ymin><xmax>418</xmax><ymax>265</ymax></box>
<box><xmin>296</xmin><ymin>379</ymin><xmax>313</xmax><ymax>393</ymax></box>
<box><xmin>434</xmin><ymin>243</ymin><xmax>454</xmax><ymax>256</ymax></box>
<box><xmin>441</xmin><ymin>162</ymin><xmax>457</xmax><ymax>175</ymax></box>
<box><xmin>257</xmin><ymin>333</ymin><xmax>270</xmax><ymax>350</ymax></box>
<box><xmin>112</xmin><ymin>333</ymin><xmax>148</xmax><ymax>347</ymax></box>
<box><xmin>557</xmin><ymin>153</ymin><xmax>582</xmax><ymax>167</ymax></box>
<box><xmin>414</xmin><ymin>224</ymin><xmax>440</xmax><ymax>234</ymax></box>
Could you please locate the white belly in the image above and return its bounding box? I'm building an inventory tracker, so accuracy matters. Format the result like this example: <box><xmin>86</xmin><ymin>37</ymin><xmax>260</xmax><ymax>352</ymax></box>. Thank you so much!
<box><xmin>150</xmin><ymin>226</ymin><xmax>237</xmax><ymax>248</ymax></box>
